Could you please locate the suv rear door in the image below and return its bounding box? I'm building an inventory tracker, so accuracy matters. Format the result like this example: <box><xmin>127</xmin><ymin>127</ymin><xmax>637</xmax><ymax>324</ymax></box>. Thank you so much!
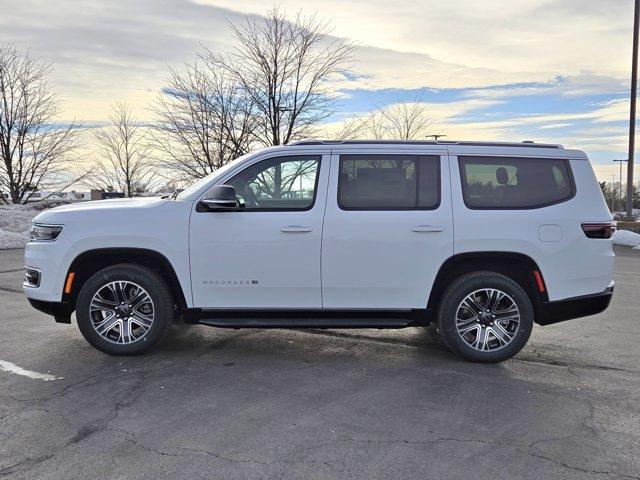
<box><xmin>321</xmin><ymin>148</ymin><xmax>453</xmax><ymax>309</ymax></box>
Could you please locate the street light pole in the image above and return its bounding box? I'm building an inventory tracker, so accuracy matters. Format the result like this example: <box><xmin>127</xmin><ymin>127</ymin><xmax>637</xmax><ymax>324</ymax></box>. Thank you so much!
<box><xmin>626</xmin><ymin>0</ymin><xmax>639</xmax><ymax>218</ymax></box>
<box><xmin>614</xmin><ymin>158</ymin><xmax>628</xmax><ymax>212</ymax></box>
<box><xmin>611</xmin><ymin>175</ymin><xmax>616</xmax><ymax>212</ymax></box>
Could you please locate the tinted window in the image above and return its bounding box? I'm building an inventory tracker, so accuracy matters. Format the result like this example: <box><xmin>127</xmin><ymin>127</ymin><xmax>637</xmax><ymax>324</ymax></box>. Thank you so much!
<box><xmin>338</xmin><ymin>155</ymin><xmax>440</xmax><ymax>210</ymax></box>
<box><xmin>459</xmin><ymin>156</ymin><xmax>574</xmax><ymax>209</ymax></box>
<box><xmin>226</xmin><ymin>155</ymin><xmax>320</xmax><ymax>210</ymax></box>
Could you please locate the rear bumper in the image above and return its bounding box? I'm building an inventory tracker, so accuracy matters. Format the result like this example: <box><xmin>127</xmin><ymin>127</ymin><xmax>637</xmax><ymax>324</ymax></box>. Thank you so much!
<box><xmin>536</xmin><ymin>285</ymin><xmax>614</xmax><ymax>326</ymax></box>
<box><xmin>28</xmin><ymin>299</ymin><xmax>74</xmax><ymax>324</ymax></box>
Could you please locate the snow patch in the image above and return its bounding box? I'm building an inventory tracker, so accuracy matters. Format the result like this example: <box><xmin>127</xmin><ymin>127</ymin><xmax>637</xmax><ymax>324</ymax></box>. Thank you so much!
<box><xmin>0</xmin><ymin>201</ymin><xmax>70</xmax><ymax>250</ymax></box>
<box><xmin>0</xmin><ymin>206</ymin><xmax>36</xmax><ymax>249</ymax></box>
<box><xmin>0</xmin><ymin>228</ymin><xmax>28</xmax><ymax>250</ymax></box>
<box><xmin>612</xmin><ymin>229</ymin><xmax>640</xmax><ymax>248</ymax></box>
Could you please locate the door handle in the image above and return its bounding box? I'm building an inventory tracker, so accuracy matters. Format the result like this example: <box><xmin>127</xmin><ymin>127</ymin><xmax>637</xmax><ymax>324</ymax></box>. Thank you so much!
<box><xmin>410</xmin><ymin>225</ymin><xmax>443</xmax><ymax>233</ymax></box>
<box><xmin>281</xmin><ymin>225</ymin><xmax>313</xmax><ymax>233</ymax></box>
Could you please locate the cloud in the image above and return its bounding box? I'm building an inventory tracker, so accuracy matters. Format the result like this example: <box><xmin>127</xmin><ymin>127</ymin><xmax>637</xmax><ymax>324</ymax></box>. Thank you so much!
<box><xmin>0</xmin><ymin>0</ymin><xmax>246</xmax><ymax>120</ymax></box>
<box><xmin>539</xmin><ymin>123</ymin><xmax>573</xmax><ymax>130</ymax></box>
<box><xmin>197</xmin><ymin>0</ymin><xmax>634</xmax><ymax>83</ymax></box>
<box><xmin>1</xmin><ymin>0</ymin><xmax>633</xmax><ymax>114</ymax></box>
<box><xmin>593</xmin><ymin>163</ymin><xmax>640</xmax><ymax>184</ymax></box>
<box><xmin>463</xmin><ymin>75</ymin><xmax>628</xmax><ymax>100</ymax></box>
<box><xmin>326</xmin><ymin>88</ymin><xmax>632</xmax><ymax>164</ymax></box>
<box><xmin>0</xmin><ymin>0</ymin><xmax>636</xmax><ymax>182</ymax></box>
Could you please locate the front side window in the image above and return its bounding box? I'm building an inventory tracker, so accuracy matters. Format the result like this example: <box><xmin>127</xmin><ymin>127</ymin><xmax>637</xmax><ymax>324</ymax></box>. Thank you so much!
<box><xmin>459</xmin><ymin>156</ymin><xmax>574</xmax><ymax>209</ymax></box>
<box><xmin>226</xmin><ymin>155</ymin><xmax>321</xmax><ymax>210</ymax></box>
<box><xmin>338</xmin><ymin>154</ymin><xmax>440</xmax><ymax>210</ymax></box>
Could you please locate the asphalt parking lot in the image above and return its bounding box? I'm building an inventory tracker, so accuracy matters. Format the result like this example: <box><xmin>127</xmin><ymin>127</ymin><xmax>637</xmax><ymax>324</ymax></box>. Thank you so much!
<box><xmin>1</xmin><ymin>247</ymin><xmax>639</xmax><ymax>480</ymax></box>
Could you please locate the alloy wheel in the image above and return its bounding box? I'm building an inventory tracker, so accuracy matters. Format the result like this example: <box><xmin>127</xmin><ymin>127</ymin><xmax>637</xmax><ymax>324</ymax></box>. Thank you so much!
<box><xmin>455</xmin><ymin>288</ymin><xmax>521</xmax><ymax>352</ymax></box>
<box><xmin>89</xmin><ymin>281</ymin><xmax>155</xmax><ymax>344</ymax></box>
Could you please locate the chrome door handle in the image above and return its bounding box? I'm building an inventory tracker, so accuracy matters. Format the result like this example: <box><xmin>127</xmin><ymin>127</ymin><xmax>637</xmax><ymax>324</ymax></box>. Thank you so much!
<box><xmin>281</xmin><ymin>225</ymin><xmax>313</xmax><ymax>233</ymax></box>
<box><xmin>410</xmin><ymin>225</ymin><xmax>443</xmax><ymax>233</ymax></box>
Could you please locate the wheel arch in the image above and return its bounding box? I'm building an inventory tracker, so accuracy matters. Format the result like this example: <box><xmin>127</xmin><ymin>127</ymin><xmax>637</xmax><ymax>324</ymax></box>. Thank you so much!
<box><xmin>427</xmin><ymin>251</ymin><xmax>548</xmax><ymax>315</ymax></box>
<box><xmin>63</xmin><ymin>248</ymin><xmax>188</xmax><ymax>310</ymax></box>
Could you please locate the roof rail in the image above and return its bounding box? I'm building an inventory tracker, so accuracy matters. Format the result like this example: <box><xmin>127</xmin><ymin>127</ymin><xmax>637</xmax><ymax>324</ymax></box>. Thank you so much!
<box><xmin>288</xmin><ymin>139</ymin><xmax>564</xmax><ymax>149</ymax></box>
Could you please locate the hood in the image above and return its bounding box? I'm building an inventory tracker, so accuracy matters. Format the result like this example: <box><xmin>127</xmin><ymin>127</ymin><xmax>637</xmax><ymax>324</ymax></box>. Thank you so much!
<box><xmin>33</xmin><ymin>197</ymin><xmax>169</xmax><ymax>224</ymax></box>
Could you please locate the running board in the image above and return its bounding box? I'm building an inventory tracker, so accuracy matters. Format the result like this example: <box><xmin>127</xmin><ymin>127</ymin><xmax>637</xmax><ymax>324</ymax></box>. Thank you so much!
<box><xmin>182</xmin><ymin>308</ymin><xmax>432</xmax><ymax>329</ymax></box>
<box><xmin>198</xmin><ymin>317</ymin><xmax>413</xmax><ymax>329</ymax></box>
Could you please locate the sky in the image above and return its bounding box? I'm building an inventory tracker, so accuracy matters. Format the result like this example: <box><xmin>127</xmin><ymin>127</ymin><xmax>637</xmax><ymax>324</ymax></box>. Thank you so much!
<box><xmin>1</xmin><ymin>0</ymin><xmax>638</xmax><ymax>183</ymax></box>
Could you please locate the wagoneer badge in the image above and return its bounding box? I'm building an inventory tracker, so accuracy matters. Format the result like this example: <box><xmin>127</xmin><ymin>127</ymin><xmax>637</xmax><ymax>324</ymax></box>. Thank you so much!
<box><xmin>203</xmin><ymin>279</ymin><xmax>259</xmax><ymax>286</ymax></box>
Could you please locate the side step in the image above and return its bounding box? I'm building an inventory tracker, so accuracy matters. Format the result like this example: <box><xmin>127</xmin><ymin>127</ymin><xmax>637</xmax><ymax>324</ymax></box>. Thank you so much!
<box><xmin>183</xmin><ymin>309</ymin><xmax>431</xmax><ymax>329</ymax></box>
<box><xmin>198</xmin><ymin>317</ymin><xmax>413</xmax><ymax>329</ymax></box>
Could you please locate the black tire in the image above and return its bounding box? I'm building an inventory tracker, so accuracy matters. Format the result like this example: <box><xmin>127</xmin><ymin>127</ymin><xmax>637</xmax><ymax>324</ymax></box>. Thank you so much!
<box><xmin>76</xmin><ymin>264</ymin><xmax>175</xmax><ymax>355</ymax></box>
<box><xmin>437</xmin><ymin>271</ymin><xmax>534</xmax><ymax>363</ymax></box>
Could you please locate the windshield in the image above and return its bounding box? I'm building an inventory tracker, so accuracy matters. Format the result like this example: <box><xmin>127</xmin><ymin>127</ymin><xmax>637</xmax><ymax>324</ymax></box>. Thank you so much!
<box><xmin>174</xmin><ymin>152</ymin><xmax>254</xmax><ymax>200</ymax></box>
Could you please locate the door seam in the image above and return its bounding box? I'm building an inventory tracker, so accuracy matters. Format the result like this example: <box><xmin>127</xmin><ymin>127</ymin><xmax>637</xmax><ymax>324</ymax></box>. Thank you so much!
<box><xmin>446</xmin><ymin>147</ymin><xmax>455</xmax><ymax>257</ymax></box>
<box><xmin>319</xmin><ymin>149</ymin><xmax>333</xmax><ymax>308</ymax></box>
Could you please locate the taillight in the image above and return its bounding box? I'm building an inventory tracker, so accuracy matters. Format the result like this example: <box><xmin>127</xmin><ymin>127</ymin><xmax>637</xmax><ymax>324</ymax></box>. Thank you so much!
<box><xmin>581</xmin><ymin>223</ymin><xmax>615</xmax><ymax>239</ymax></box>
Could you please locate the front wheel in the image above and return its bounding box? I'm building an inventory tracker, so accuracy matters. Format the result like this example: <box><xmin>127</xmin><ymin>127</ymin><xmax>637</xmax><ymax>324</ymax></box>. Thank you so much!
<box><xmin>437</xmin><ymin>271</ymin><xmax>534</xmax><ymax>363</ymax></box>
<box><xmin>75</xmin><ymin>264</ymin><xmax>175</xmax><ymax>355</ymax></box>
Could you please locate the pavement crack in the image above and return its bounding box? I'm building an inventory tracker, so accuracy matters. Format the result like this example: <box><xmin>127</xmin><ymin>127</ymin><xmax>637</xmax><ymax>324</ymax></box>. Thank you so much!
<box><xmin>0</xmin><ymin>286</ymin><xmax>21</xmax><ymax>294</ymax></box>
<box><xmin>0</xmin><ymin>453</ymin><xmax>57</xmax><ymax>477</ymax></box>
<box><xmin>614</xmin><ymin>271</ymin><xmax>640</xmax><ymax>277</ymax></box>
<box><xmin>514</xmin><ymin>357</ymin><xmax>640</xmax><ymax>375</ymax></box>
<box><xmin>514</xmin><ymin>448</ymin><xmax>640</xmax><ymax>479</ymax></box>
<box><xmin>106</xmin><ymin>427</ymin><xmax>336</xmax><ymax>467</ymax></box>
<box><xmin>0</xmin><ymin>369</ymin><xmax>151</xmax><ymax>477</ymax></box>
<box><xmin>0</xmin><ymin>268</ymin><xmax>24</xmax><ymax>274</ymax></box>
<box><xmin>338</xmin><ymin>436</ymin><xmax>640</xmax><ymax>479</ymax></box>
<box><xmin>106</xmin><ymin>427</ymin><xmax>185</xmax><ymax>458</ymax></box>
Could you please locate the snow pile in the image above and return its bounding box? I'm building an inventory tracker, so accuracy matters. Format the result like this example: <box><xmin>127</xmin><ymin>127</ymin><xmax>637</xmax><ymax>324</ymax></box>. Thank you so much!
<box><xmin>612</xmin><ymin>229</ymin><xmax>640</xmax><ymax>250</ymax></box>
<box><xmin>0</xmin><ymin>205</ymin><xmax>37</xmax><ymax>249</ymax></box>
<box><xmin>0</xmin><ymin>228</ymin><xmax>28</xmax><ymax>249</ymax></box>
<box><xmin>0</xmin><ymin>201</ymin><xmax>70</xmax><ymax>250</ymax></box>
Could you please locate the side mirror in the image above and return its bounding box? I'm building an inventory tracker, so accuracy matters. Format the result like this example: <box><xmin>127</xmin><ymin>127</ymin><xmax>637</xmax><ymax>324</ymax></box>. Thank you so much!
<box><xmin>199</xmin><ymin>185</ymin><xmax>241</xmax><ymax>211</ymax></box>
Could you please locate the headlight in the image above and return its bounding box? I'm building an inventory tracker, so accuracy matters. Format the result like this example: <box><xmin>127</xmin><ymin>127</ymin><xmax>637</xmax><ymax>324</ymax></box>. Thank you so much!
<box><xmin>29</xmin><ymin>224</ymin><xmax>64</xmax><ymax>242</ymax></box>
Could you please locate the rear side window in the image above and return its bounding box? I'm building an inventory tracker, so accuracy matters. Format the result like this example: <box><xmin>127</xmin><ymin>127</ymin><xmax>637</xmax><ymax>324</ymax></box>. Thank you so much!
<box><xmin>459</xmin><ymin>156</ymin><xmax>574</xmax><ymax>209</ymax></box>
<box><xmin>338</xmin><ymin>155</ymin><xmax>440</xmax><ymax>210</ymax></box>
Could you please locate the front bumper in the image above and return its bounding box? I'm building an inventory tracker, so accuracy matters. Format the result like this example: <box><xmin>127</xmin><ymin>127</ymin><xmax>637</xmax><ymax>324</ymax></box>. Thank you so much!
<box><xmin>536</xmin><ymin>285</ymin><xmax>614</xmax><ymax>326</ymax></box>
<box><xmin>23</xmin><ymin>240</ymin><xmax>70</xmax><ymax>302</ymax></box>
<box><xmin>28</xmin><ymin>299</ymin><xmax>74</xmax><ymax>324</ymax></box>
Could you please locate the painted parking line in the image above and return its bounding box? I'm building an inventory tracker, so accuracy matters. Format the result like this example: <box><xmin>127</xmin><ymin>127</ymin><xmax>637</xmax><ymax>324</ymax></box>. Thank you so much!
<box><xmin>0</xmin><ymin>360</ymin><xmax>62</xmax><ymax>381</ymax></box>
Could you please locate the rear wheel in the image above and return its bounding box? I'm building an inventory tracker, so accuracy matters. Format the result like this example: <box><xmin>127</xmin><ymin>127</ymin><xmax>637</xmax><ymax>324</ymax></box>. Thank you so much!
<box><xmin>437</xmin><ymin>271</ymin><xmax>534</xmax><ymax>363</ymax></box>
<box><xmin>76</xmin><ymin>264</ymin><xmax>175</xmax><ymax>355</ymax></box>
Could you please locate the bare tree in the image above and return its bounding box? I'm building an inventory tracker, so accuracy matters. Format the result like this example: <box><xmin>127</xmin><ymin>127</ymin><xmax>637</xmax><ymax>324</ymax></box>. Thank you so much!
<box><xmin>151</xmin><ymin>60</ymin><xmax>255</xmax><ymax>181</ymax></box>
<box><xmin>375</xmin><ymin>98</ymin><xmax>435</xmax><ymax>140</ymax></box>
<box><xmin>332</xmin><ymin>114</ymin><xmax>366</xmax><ymax>141</ymax></box>
<box><xmin>333</xmin><ymin>95</ymin><xmax>437</xmax><ymax>141</ymax></box>
<box><xmin>0</xmin><ymin>44</ymin><xmax>83</xmax><ymax>204</ymax></box>
<box><xmin>251</xmin><ymin>160</ymin><xmax>317</xmax><ymax>199</ymax></box>
<box><xmin>86</xmin><ymin>101</ymin><xmax>156</xmax><ymax>197</ymax></box>
<box><xmin>207</xmin><ymin>7</ymin><xmax>356</xmax><ymax>146</ymax></box>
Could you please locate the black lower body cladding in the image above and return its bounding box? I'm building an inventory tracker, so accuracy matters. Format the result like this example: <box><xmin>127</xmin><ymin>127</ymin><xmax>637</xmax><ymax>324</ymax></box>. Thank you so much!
<box><xmin>536</xmin><ymin>286</ymin><xmax>614</xmax><ymax>325</ymax></box>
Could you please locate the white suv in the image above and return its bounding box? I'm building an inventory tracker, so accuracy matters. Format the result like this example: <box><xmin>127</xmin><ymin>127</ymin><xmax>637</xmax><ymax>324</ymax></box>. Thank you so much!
<box><xmin>23</xmin><ymin>140</ymin><xmax>615</xmax><ymax>362</ymax></box>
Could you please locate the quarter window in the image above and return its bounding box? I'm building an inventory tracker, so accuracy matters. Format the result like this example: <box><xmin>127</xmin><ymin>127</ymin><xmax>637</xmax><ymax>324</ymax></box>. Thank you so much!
<box><xmin>226</xmin><ymin>155</ymin><xmax>321</xmax><ymax>210</ymax></box>
<box><xmin>338</xmin><ymin>155</ymin><xmax>440</xmax><ymax>210</ymax></box>
<box><xmin>459</xmin><ymin>156</ymin><xmax>574</xmax><ymax>209</ymax></box>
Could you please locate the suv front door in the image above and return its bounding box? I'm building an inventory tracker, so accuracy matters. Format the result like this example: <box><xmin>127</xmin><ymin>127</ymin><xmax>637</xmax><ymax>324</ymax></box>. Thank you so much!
<box><xmin>190</xmin><ymin>153</ymin><xmax>329</xmax><ymax>308</ymax></box>
<box><xmin>321</xmin><ymin>149</ymin><xmax>453</xmax><ymax>309</ymax></box>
